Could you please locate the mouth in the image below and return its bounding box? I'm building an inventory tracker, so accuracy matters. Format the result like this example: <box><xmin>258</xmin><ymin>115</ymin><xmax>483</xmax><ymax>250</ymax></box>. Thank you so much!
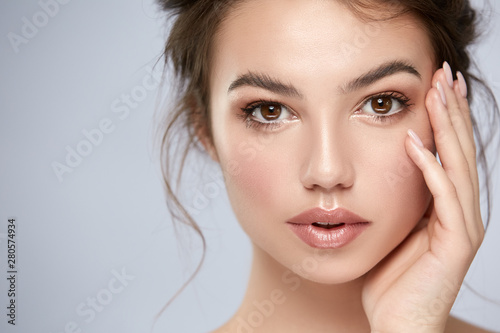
<box><xmin>286</xmin><ymin>208</ymin><xmax>370</xmax><ymax>249</ymax></box>
<box><xmin>311</xmin><ymin>222</ymin><xmax>345</xmax><ymax>229</ymax></box>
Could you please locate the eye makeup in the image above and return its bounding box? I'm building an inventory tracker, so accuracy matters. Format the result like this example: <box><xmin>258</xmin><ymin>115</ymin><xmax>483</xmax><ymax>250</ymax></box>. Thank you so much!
<box><xmin>237</xmin><ymin>90</ymin><xmax>414</xmax><ymax>130</ymax></box>
<box><xmin>354</xmin><ymin>91</ymin><xmax>414</xmax><ymax>124</ymax></box>
<box><xmin>237</xmin><ymin>99</ymin><xmax>297</xmax><ymax>130</ymax></box>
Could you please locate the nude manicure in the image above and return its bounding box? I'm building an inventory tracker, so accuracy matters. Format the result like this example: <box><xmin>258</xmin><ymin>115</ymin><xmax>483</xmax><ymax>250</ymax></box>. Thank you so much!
<box><xmin>437</xmin><ymin>81</ymin><xmax>447</xmax><ymax>105</ymax></box>
<box><xmin>408</xmin><ymin>129</ymin><xmax>424</xmax><ymax>148</ymax></box>
<box><xmin>443</xmin><ymin>61</ymin><xmax>454</xmax><ymax>88</ymax></box>
<box><xmin>457</xmin><ymin>71</ymin><xmax>468</xmax><ymax>98</ymax></box>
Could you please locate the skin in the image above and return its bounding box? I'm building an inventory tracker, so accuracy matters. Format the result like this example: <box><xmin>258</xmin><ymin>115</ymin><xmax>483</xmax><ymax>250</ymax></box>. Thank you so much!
<box><xmin>199</xmin><ymin>0</ymin><xmax>489</xmax><ymax>332</ymax></box>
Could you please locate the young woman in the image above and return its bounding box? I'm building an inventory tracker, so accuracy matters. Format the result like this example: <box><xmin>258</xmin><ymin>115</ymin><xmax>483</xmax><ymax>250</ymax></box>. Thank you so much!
<box><xmin>157</xmin><ymin>0</ymin><xmax>499</xmax><ymax>332</ymax></box>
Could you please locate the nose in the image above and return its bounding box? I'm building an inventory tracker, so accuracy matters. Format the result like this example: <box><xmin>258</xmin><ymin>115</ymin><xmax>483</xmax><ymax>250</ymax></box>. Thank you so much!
<box><xmin>299</xmin><ymin>121</ymin><xmax>355</xmax><ymax>191</ymax></box>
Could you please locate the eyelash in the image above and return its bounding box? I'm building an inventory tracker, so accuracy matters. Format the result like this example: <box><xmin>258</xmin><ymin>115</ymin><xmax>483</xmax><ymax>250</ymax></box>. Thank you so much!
<box><xmin>357</xmin><ymin>91</ymin><xmax>414</xmax><ymax>124</ymax></box>
<box><xmin>238</xmin><ymin>99</ymin><xmax>293</xmax><ymax>130</ymax></box>
<box><xmin>238</xmin><ymin>92</ymin><xmax>413</xmax><ymax>130</ymax></box>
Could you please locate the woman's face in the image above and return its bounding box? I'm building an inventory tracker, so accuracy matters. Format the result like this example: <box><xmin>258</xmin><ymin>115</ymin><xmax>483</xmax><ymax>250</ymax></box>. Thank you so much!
<box><xmin>208</xmin><ymin>0</ymin><xmax>435</xmax><ymax>283</ymax></box>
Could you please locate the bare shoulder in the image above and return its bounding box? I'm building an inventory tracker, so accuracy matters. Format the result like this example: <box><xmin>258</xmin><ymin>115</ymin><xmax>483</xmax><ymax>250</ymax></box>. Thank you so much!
<box><xmin>445</xmin><ymin>315</ymin><xmax>497</xmax><ymax>333</ymax></box>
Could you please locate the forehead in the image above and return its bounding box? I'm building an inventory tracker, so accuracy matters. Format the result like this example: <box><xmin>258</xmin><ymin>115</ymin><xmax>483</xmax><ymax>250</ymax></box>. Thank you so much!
<box><xmin>211</xmin><ymin>0</ymin><xmax>434</xmax><ymax>91</ymax></box>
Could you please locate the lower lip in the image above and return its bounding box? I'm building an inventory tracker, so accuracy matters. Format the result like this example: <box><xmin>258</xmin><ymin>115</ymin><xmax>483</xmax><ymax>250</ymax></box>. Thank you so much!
<box><xmin>287</xmin><ymin>223</ymin><xmax>370</xmax><ymax>249</ymax></box>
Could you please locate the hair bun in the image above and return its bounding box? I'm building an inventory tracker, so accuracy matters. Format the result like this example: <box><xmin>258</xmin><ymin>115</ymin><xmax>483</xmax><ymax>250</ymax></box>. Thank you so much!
<box><xmin>157</xmin><ymin>0</ymin><xmax>198</xmax><ymax>11</ymax></box>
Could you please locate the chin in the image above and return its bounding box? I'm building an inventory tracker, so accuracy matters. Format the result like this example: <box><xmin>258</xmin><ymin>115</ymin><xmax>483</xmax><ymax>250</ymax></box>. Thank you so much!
<box><xmin>301</xmin><ymin>268</ymin><xmax>369</xmax><ymax>285</ymax></box>
<box><xmin>254</xmin><ymin>239</ymin><xmax>383</xmax><ymax>286</ymax></box>
<box><xmin>290</xmin><ymin>253</ymin><xmax>376</xmax><ymax>284</ymax></box>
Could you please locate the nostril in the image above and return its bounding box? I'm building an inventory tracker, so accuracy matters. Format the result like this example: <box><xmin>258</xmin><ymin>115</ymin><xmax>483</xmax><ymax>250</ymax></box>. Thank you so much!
<box><xmin>299</xmin><ymin>128</ymin><xmax>355</xmax><ymax>191</ymax></box>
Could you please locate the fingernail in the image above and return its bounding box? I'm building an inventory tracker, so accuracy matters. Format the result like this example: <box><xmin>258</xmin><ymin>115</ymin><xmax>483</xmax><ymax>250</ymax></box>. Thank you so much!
<box><xmin>437</xmin><ymin>81</ymin><xmax>447</xmax><ymax>105</ymax></box>
<box><xmin>443</xmin><ymin>61</ymin><xmax>454</xmax><ymax>88</ymax></box>
<box><xmin>457</xmin><ymin>71</ymin><xmax>468</xmax><ymax>98</ymax></box>
<box><xmin>408</xmin><ymin>129</ymin><xmax>424</xmax><ymax>148</ymax></box>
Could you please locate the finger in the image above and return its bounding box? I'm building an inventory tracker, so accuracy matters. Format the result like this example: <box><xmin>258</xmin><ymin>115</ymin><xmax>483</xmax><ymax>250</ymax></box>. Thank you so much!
<box><xmin>453</xmin><ymin>76</ymin><xmax>483</xmax><ymax>245</ymax></box>
<box><xmin>426</xmin><ymin>86</ymin><xmax>482</xmax><ymax>247</ymax></box>
<box><xmin>431</xmin><ymin>67</ymin><xmax>476</xmax><ymax>170</ymax></box>
<box><xmin>453</xmin><ymin>74</ymin><xmax>480</xmax><ymax>201</ymax></box>
<box><xmin>405</xmin><ymin>131</ymin><xmax>473</xmax><ymax>258</ymax></box>
<box><xmin>454</xmin><ymin>72</ymin><xmax>482</xmax><ymax>234</ymax></box>
<box><xmin>431</xmin><ymin>65</ymin><xmax>483</xmax><ymax>246</ymax></box>
<box><xmin>455</xmin><ymin>71</ymin><xmax>474</xmax><ymax>136</ymax></box>
<box><xmin>436</xmin><ymin>66</ymin><xmax>477</xmax><ymax>171</ymax></box>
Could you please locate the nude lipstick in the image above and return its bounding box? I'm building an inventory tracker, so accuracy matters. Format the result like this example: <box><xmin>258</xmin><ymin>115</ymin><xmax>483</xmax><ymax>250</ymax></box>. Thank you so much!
<box><xmin>286</xmin><ymin>208</ymin><xmax>370</xmax><ymax>249</ymax></box>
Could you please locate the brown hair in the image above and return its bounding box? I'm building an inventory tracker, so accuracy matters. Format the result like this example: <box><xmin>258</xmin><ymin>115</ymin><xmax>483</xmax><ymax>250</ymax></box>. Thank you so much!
<box><xmin>155</xmin><ymin>0</ymin><xmax>499</xmax><ymax>318</ymax></box>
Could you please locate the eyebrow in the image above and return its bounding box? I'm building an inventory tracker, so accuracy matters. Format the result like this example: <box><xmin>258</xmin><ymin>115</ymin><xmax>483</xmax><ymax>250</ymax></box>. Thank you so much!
<box><xmin>228</xmin><ymin>72</ymin><xmax>303</xmax><ymax>98</ymax></box>
<box><xmin>227</xmin><ymin>60</ymin><xmax>421</xmax><ymax>97</ymax></box>
<box><xmin>340</xmin><ymin>60</ymin><xmax>421</xmax><ymax>94</ymax></box>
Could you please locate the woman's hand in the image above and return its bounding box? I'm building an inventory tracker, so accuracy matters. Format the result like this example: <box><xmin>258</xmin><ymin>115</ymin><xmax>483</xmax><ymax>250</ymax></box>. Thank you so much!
<box><xmin>362</xmin><ymin>62</ymin><xmax>484</xmax><ymax>333</ymax></box>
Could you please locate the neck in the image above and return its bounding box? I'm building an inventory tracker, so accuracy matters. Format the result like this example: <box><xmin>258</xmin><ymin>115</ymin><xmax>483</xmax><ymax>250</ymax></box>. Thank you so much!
<box><xmin>221</xmin><ymin>244</ymin><xmax>371</xmax><ymax>333</ymax></box>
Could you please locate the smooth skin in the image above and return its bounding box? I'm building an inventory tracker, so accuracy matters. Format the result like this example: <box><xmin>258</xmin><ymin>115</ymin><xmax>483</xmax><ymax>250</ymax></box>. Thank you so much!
<box><xmin>204</xmin><ymin>1</ymin><xmax>493</xmax><ymax>332</ymax></box>
<box><xmin>364</xmin><ymin>67</ymin><xmax>488</xmax><ymax>332</ymax></box>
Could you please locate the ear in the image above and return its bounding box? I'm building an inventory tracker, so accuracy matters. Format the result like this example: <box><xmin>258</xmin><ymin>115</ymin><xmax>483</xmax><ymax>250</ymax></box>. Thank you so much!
<box><xmin>186</xmin><ymin>92</ymin><xmax>219</xmax><ymax>162</ymax></box>
<box><xmin>189</xmin><ymin>101</ymin><xmax>219</xmax><ymax>163</ymax></box>
<box><xmin>196</xmin><ymin>122</ymin><xmax>219</xmax><ymax>163</ymax></box>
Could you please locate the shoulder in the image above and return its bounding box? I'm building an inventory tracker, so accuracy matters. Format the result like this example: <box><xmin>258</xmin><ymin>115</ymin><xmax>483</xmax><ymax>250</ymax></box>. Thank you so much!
<box><xmin>445</xmin><ymin>315</ymin><xmax>496</xmax><ymax>333</ymax></box>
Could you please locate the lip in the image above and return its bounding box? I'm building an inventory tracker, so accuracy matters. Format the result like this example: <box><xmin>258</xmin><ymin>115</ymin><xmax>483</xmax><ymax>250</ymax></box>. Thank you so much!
<box><xmin>286</xmin><ymin>207</ymin><xmax>371</xmax><ymax>249</ymax></box>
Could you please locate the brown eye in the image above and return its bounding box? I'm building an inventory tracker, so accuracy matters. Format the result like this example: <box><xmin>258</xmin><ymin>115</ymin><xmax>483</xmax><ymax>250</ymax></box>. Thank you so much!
<box><xmin>260</xmin><ymin>103</ymin><xmax>282</xmax><ymax>120</ymax></box>
<box><xmin>371</xmin><ymin>96</ymin><xmax>392</xmax><ymax>114</ymax></box>
<box><xmin>360</xmin><ymin>94</ymin><xmax>406</xmax><ymax>119</ymax></box>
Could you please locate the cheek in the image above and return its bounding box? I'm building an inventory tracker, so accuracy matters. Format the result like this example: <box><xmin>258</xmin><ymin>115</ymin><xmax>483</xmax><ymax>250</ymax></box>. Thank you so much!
<box><xmin>357</xmin><ymin>125</ymin><xmax>432</xmax><ymax>229</ymax></box>
<box><xmin>369</xmin><ymin>147</ymin><xmax>428</xmax><ymax>214</ymax></box>
<box><xmin>218</xmin><ymin>132</ymin><xmax>292</xmax><ymax>218</ymax></box>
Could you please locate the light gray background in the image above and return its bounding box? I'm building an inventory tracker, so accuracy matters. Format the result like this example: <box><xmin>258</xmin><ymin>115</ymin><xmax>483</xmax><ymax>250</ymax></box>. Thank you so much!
<box><xmin>0</xmin><ymin>0</ymin><xmax>499</xmax><ymax>332</ymax></box>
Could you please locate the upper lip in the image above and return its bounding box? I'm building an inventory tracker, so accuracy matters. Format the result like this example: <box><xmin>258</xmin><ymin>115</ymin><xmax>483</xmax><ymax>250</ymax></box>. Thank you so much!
<box><xmin>287</xmin><ymin>207</ymin><xmax>370</xmax><ymax>225</ymax></box>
